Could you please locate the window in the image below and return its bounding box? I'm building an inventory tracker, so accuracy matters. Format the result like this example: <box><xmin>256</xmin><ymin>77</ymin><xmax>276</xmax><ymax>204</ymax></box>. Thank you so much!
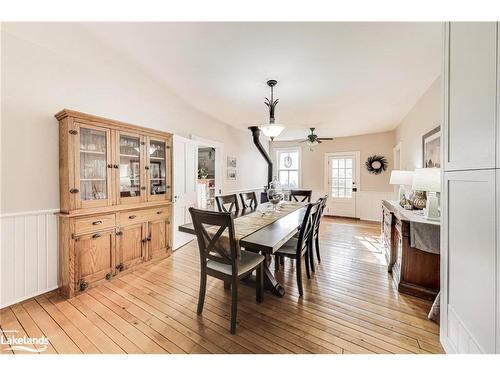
<box><xmin>329</xmin><ymin>157</ymin><xmax>353</xmax><ymax>198</ymax></box>
<box><xmin>276</xmin><ymin>148</ymin><xmax>300</xmax><ymax>189</ymax></box>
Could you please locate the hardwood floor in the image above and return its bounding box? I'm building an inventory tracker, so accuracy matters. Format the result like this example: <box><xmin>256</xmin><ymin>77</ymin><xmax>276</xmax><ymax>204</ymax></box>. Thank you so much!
<box><xmin>0</xmin><ymin>217</ymin><xmax>444</xmax><ymax>354</ymax></box>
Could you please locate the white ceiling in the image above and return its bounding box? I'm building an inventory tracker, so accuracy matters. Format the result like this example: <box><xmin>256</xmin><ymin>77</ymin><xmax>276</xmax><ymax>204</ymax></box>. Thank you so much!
<box><xmin>83</xmin><ymin>22</ymin><xmax>442</xmax><ymax>140</ymax></box>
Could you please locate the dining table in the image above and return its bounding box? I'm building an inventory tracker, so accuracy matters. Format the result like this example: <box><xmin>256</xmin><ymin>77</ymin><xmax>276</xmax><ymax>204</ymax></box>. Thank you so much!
<box><xmin>178</xmin><ymin>203</ymin><xmax>307</xmax><ymax>297</ymax></box>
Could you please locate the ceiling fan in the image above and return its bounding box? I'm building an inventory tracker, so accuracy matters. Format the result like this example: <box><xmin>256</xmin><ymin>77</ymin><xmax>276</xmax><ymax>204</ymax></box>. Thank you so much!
<box><xmin>300</xmin><ymin>128</ymin><xmax>333</xmax><ymax>146</ymax></box>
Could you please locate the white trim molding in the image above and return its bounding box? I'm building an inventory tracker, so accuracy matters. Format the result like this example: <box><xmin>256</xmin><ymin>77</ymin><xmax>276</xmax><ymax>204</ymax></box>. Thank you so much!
<box><xmin>0</xmin><ymin>209</ymin><xmax>59</xmax><ymax>308</ymax></box>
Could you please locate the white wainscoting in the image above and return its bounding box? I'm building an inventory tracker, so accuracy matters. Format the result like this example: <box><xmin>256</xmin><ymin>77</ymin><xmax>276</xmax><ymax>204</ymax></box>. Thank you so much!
<box><xmin>0</xmin><ymin>209</ymin><xmax>59</xmax><ymax>308</ymax></box>
<box><xmin>442</xmin><ymin>305</ymin><xmax>483</xmax><ymax>353</ymax></box>
<box><xmin>311</xmin><ymin>189</ymin><xmax>395</xmax><ymax>222</ymax></box>
<box><xmin>356</xmin><ymin>191</ymin><xmax>397</xmax><ymax>222</ymax></box>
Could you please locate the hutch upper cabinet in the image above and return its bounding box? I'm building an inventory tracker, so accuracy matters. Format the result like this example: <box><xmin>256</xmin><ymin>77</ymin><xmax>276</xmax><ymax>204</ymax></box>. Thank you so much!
<box><xmin>56</xmin><ymin>109</ymin><xmax>173</xmax><ymax>298</ymax></box>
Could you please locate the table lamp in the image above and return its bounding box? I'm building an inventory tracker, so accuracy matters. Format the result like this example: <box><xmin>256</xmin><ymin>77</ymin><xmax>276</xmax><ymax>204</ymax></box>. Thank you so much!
<box><xmin>389</xmin><ymin>170</ymin><xmax>414</xmax><ymax>205</ymax></box>
<box><xmin>412</xmin><ymin>168</ymin><xmax>441</xmax><ymax>220</ymax></box>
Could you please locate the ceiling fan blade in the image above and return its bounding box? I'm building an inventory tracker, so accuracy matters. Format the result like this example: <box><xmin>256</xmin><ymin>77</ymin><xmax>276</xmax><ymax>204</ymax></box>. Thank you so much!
<box><xmin>317</xmin><ymin>137</ymin><xmax>334</xmax><ymax>141</ymax></box>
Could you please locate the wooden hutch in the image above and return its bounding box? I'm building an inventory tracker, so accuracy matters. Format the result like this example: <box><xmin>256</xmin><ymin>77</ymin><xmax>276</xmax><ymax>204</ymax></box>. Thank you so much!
<box><xmin>56</xmin><ymin>109</ymin><xmax>173</xmax><ymax>298</ymax></box>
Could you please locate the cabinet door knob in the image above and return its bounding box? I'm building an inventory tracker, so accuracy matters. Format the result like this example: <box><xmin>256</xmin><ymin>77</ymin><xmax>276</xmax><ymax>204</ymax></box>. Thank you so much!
<box><xmin>92</xmin><ymin>220</ymin><xmax>102</xmax><ymax>225</ymax></box>
<box><xmin>140</xmin><ymin>186</ymin><xmax>146</xmax><ymax>191</ymax></box>
<box><xmin>105</xmin><ymin>273</ymin><xmax>112</xmax><ymax>280</ymax></box>
<box><xmin>70</xmin><ymin>188</ymin><xmax>79</xmax><ymax>194</ymax></box>
<box><xmin>129</xmin><ymin>215</ymin><xmax>136</xmax><ymax>219</ymax></box>
<box><xmin>156</xmin><ymin>211</ymin><xmax>163</xmax><ymax>214</ymax></box>
<box><xmin>113</xmin><ymin>164</ymin><xmax>119</xmax><ymax>169</ymax></box>
<box><xmin>147</xmin><ymin>236</ymin><xmax>151</xmax><ymax>242</ymax></box>
<box><xmin>92</xmin><ymin>233</ymin><xmax>102</xmax><ymax>239</ymax></box>
<box><xmin>107</xmin><ymin>164</ymin><xmax>113</xmax><ymax>169</ymax></box>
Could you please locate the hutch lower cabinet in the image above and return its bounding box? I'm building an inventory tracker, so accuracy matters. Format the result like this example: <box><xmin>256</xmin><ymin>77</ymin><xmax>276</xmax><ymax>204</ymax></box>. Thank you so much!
<box><xmin>56</xmin><ymin>110</ymin><xmax>173</xmax><ymax>298</ymax></box>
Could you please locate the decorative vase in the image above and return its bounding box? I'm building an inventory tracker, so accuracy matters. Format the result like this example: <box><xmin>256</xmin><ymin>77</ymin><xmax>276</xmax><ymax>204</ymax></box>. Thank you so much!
<box><xmin>412</xmin><ymin>191</ymin><xmax>427</xmax><ymax>210</ymax></box>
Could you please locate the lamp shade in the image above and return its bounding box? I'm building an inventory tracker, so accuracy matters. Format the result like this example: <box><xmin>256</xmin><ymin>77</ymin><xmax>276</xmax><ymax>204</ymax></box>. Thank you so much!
<box><xmin>412</xmin><ymin>168</ymin><xmax>441</xmax><ymax>192</ymax></box>
<box><xmin>389</xmin><ymin>170</ymin><xmax>414</xmax><ymax>185</ymax></box>
<box><xmin>260</xmin><ymin>124</ymin><xmax>284</xmax><ymax>139</ymax></box>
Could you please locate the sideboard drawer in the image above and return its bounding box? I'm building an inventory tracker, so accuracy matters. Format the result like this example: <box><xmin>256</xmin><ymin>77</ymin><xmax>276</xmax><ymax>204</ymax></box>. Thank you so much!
<box><xmin>119</xmin><ymin>206</ymin><xmax>170</xmax><ymax>226</ymax></box>
<box><xmin>74</xmin><ymin>214</ymin><xmax>116</xmax><ymax>234</ymax></box>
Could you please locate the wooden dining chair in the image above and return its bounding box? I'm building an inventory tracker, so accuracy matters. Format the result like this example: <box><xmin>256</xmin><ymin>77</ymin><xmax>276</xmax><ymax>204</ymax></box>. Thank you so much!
<box><xmin>289</xmin><ymin>189</ymin><xmax>312</xmax><ymax>203</ymax></box>
<box><xmin>308</xmin><ymin>196</ymin><xmax>328</xmax><ymax>272</ymax></box>
<box><xmin>274</xmin><ymin>201</ymin><xmax>320</xmax><ymax>296</ymax></box>
<box><xmin>215</xmin><ymin>194</ymin><xmax>240</xmax><ymax>212</ymax></box>
<box><xmin>239</xmin><ymin>191</ymin><xmax>258</xmax><ymax>209</ymax></box>
<box><xmin>189</xmin><ymin>207</ymin><xmax>264</xmax><ymax>334</ymax></box>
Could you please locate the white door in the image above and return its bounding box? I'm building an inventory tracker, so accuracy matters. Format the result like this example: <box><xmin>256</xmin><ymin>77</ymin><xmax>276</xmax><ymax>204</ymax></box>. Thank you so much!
<box><xmin>173</xmin><ymin>135</ymin><xmax>197</xmax><ymax>250</ymax></box>
<box><xmin>325</xmin><ymin>152</ymin><xmax>359</xmax><ymax>218</ymax></box>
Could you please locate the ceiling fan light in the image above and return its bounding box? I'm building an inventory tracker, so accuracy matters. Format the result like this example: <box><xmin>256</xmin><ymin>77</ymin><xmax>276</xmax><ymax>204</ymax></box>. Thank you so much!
<box><xmin>306</xmin><ymin>139</ymin><xmax>319</xmax><ymax>146</ymax></box>
<box><xmin>260</xmin><ymin>124</ymin><xmax>284</xmax><ymax>139</ymax></box>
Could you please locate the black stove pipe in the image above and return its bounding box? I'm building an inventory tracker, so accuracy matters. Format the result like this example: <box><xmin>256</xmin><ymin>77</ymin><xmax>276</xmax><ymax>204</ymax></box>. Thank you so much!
<box><xmin>249</xmin><ymin>126</ymin><xmax>273</xmax><ymax>186</ymax></box>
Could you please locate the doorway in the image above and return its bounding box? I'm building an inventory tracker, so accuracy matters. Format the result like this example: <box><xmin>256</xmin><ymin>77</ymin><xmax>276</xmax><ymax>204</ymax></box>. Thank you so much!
<box><xmin>197</xmin><ymin>147</ymin><xmax>216</xmax><ymax>209</ymax></box>
<box><xmin>324</xmin><ymin>151</ymin><xmax>360</xmax><ymax>218</ymax></box>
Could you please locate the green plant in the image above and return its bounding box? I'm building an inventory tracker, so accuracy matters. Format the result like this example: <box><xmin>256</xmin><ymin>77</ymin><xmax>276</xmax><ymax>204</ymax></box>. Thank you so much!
<box><xmin>198</xmin><ymin>167</ymin><xmax>209</xmax><ymax>179</ymax></box>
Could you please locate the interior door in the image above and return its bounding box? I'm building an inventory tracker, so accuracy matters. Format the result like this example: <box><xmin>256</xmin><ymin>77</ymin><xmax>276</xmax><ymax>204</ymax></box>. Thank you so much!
<box><xmin>173</xmin><ymin>135</ymin><xmax>197</xmax><ymax>249</ymax></box>
<box><xmin>74</xmin><ymin>122</ymin><xmax>113</xmax><ymax>209</ymax></box>
<box><xmin>325</xmin><ymin>153</ymin><xmax>359</xmax><ymax>218</ymax></box>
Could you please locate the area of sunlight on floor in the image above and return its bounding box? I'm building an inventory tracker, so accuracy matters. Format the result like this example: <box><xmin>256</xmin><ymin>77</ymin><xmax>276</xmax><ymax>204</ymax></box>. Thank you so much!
<box><xmin>355</xmin><ymin>234</ymin><xmax>387</xmax><ymax>265</ymax></box>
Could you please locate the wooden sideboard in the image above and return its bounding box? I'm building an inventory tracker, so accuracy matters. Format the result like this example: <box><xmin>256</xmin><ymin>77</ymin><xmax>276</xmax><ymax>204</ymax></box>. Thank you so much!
<box><xmin>56</xmin><ymin>109</ymin><xmax>173</xmax><ymax>298</ymax></box>
<box><xmin>381</xmin><ymin>200</ymin><xmax>440</xmax><ymax>300</ymax></box>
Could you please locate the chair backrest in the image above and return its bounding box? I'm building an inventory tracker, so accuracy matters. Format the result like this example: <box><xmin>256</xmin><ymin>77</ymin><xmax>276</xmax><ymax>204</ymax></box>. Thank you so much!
<box><xmin>295</xmin><ymin>201</ymin><xmax>321</xmax><ymax>255</ymax></box>
<box><xmin>189</xmin><ymin>207</ymin><xmax>238</xmax><ymax>271</ymax></box>
<box><xmin>289</xmin><ymin>190</ymin><xmax>312</xmax><ymax>203</ymax></box>
<box><xmin>239</xmin><ymin>191</ymin><xmax>258</xmax><ymax>209</ymax></box>
<box><xmin>215</xmin><ymin>194</ymin><xmax>240</xmax><ymax>212</ymax></box>
<box><xmin>313</xmin><ymin>195</ymin><xmax>328</xmax><ymax>235</ymax></box>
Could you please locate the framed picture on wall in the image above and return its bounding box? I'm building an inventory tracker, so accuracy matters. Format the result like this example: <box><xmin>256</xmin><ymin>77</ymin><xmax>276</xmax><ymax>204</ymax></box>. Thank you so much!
<box><xmin>227</xmin><ymin>169</ymin><xmax>237</xmax><ymax>180</ymax></box>
<box><xmin>227</xmin><ymin>156</ymin><xmax>237</xmax><ymax>169</ymax></box>
<box><xmin>422</xmin><ymin>126</ymin><xmax>441</xmax><ymax>168</ymax></box>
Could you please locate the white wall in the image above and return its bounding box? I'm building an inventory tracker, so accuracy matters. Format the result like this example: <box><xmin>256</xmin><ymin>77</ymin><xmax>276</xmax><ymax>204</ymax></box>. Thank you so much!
<box><xmin>270</xmin><ymin>131</ymin><xmax>397</xmax><ymax>221</ymax></box>
<box><xmin>0</xmin><ymin>22</ymin><xmax>268</xmax><ymax>214</ymax></box>
<box><xmin>0</xmin><ymin>23</ymin><xmax>268</xmax><ymax>307</ymax></box>
<box><xmin>395</xmin><ymin>77</ymin><xmax>442</xmax><ymax>170</ymax></box>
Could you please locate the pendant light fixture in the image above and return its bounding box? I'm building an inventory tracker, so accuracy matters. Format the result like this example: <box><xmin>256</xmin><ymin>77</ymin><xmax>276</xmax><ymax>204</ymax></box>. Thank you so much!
<box><xmin>260</xmin><ymin>79</ymin><xmax>285</xmax><ymax>141</ymax></box>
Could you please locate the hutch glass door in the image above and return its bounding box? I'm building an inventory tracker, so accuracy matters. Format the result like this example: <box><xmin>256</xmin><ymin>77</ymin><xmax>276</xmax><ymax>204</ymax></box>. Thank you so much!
<box><xmin>147</xmin><ymin>137</ymin><xmax>169</xmax><ymax>201</ymax></box>
<box><xmin>118</xmin><ymin>133</ymin><xmax>144</xmax><ymax>204</ymax></box>
<box><xmin>77</xmin><ymin>125</ymin><xmax>112</xmax><ymax>208</ymax></box>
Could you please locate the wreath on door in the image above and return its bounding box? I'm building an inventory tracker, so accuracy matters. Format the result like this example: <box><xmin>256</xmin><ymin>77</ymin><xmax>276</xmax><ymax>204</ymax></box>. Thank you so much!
<box><xmin>365</xmin><ymin>155</ymin><xmax>388</xmax><ymax>175</ymax></box>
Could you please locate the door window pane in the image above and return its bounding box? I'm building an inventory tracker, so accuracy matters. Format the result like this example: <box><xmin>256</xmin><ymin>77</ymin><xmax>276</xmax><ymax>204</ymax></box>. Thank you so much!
<box><xmin>149</xmin><ymin>140</ymin><xmax>167</xmax><ymax>196</ymax></box>
<box><xmin>329</xmin><ymin>157</ymin><xmax>355</xmax><ymax>199</ymax></box>
<box><xmin>119</xmin><ymin>135</ymin><xmax>141</xmax><ymax>198</ymax></box>
<box><xmin>79</xmin><ymin>128</ymin><xmax>107</xmax><ymax>201</ymax></box>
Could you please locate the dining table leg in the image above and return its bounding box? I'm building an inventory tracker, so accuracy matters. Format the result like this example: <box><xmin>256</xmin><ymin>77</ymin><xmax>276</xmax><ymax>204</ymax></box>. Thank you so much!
<box><xmin>240</xmin><ymin>253</ymin><xmax>286</xmax><ymax>297</ymax></box>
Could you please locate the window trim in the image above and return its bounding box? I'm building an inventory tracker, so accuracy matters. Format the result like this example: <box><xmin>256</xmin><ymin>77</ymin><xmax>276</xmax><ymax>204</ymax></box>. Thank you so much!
<box><xmin>273</xmin><ymin>147</ymin><xmax>302</xmax><ymax>189</ymax></box>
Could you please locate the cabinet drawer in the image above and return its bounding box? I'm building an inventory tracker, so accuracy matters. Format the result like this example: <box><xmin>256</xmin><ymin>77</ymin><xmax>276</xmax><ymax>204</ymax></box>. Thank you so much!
<box><xmin>74</xmin><ymin>214</ymin><xmax>116</xmax><ymax>234</ymax></box>
<box><xmin>120</xmin><ymin>206</ymin><xmax>170</xmax><ymax>226</ymax></box>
